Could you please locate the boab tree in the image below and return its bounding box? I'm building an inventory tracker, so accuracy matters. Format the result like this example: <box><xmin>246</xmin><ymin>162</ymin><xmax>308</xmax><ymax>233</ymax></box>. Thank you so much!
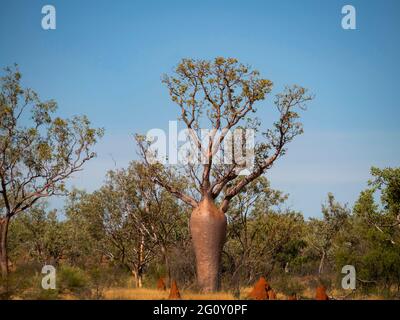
<box><xmin>0</xmin><ymin>66</ymin><xmax>103</xmax><ymax>278</ymax></box>
<box><xmin>137</xmin><ymin>57</ymin><xmax>313</xmax><ymax>292</ymax></box>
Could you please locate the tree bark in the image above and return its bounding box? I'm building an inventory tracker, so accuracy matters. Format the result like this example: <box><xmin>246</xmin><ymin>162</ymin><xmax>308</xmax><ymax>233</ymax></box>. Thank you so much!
<box><xmin>137</xmin><ymin>269</ymin><xmax>143</xmax><ymax>288</ymax></box>
<box><xmin>190</xmin><ymin>196</ymin><xmax>227</xmax><ymax>292</ymax></box>
<box><xmin>0</xmin><ymin>216</ymin><xmax>10</xmax><ymax>279</ymax></box>
<box><xmin>131</xmin><ymin>267</ymin><xmax>143</xmax><ymax>288</ymax></box>
<box><xmin>137</xmin><ymin>233</ymin><xmax>145</xmax><ymax>288</ymax></box>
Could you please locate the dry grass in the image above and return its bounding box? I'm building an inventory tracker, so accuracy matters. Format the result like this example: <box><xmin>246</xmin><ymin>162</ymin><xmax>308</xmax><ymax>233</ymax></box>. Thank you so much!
<box><xmin>102</xmin><ymin>286</ymin><xmax>300</xmax><ymax>300</ymax></box>
<box><xmin>104</xmin><ymin>288</ymin><xmax>168</xmax><ymax>300</ymax></box>
<box><xmin>102</xmin><ymin>285</ymin><xmax>307</xmax><ymax>300</ymax></box>
<box><xmin>12</xmin><ymin>286</ymin><xmax>389</xmax><ymax>300</ymax></box>
<box><xmin>103</xmin><ymin>287</ymin><xmax>237</xmax><ymax>300</ymax></box>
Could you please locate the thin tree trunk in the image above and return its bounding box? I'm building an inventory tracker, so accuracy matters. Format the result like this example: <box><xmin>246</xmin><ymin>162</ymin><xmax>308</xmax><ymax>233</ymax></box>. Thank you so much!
<box><xmin>0</xmin><ymin>216</ymin><xmax>10</xmax><ymax>279</ymax></box>
<box><xmin>137</xmin><ymin>268</ymin><xmax>143</xmax><ymax>288</ymax></box>
<box><xmin>131</xmin><ymin>267</ymin><xmax>143</xmax><ymax>288</ymax></box>
<box><xmin>160</xmin><ymin>245</ymin><xmax>171</xmax><ymax>286</ymax></box>
<box><xmin>231</xmin><ymin>263</ymin><xmax>242</xmax><ymax>299</ymax></box>
<box><xmin>131</xmin><ymin>266</ymin><xmax>143</xmax><ymax>288</ymax></box>
<box><xmin>132</xmin><ymin>270</ymin><xmax>138</xmax><ymax>287</ymax></box>
<box><xmin>137</xmin><ymin>233</ymin><xmax>145</xmax><ymax>288</ymax></box>
<box><xmin>318</xmin><ymin>250</ymin><xmax>326</xmax><ymax>275</ymax></box>
<box><xmin>190</xmin><ymin>196</ymin><xmax>227</xmax><ymax>292</ymax></box>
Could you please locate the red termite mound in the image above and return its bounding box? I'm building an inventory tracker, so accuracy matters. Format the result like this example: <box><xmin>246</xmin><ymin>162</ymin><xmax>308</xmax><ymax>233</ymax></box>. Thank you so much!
<box><xmin>315</xmin><ymin>285</ymin><xmax>329</xmax><ymax>300</ymax></box>
<box><xmin>156</xmin><ymin>277</ymin><xmax>166</xmax><ymax>291</ymax></box>
<box><xmin>248</xmin><ymin>277</ymin><xmax>271</xmax><ymax>300</ymax></box>
<box><xmin>168</xmin><ymin>280</ymin><xmax>181</xmax><ymax>300</ymax></box>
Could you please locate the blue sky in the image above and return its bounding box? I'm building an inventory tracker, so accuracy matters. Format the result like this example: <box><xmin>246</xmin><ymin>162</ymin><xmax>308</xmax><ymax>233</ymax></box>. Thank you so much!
<box><xmin>1</xmin><ymin>0</ymin><xmax>399</xmax><ymax>217</ymax></box>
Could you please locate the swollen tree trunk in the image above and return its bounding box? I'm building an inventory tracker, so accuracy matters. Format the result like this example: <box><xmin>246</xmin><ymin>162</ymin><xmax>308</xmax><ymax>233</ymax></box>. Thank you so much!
<box><xmin>0</xmin><ymin>216</ymin><xmax>10</xmax><ymax>279</ymax></box>
<box><xmin>190</xmin><ymin>196</ymin><xmax>227</xmax><ymax>292</ymax></box>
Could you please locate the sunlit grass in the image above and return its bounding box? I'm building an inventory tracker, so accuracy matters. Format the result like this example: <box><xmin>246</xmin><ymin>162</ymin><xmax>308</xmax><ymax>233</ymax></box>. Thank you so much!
<box><xmin>103</xmin><ymin>287</ymin><xmax>236</xmax><ymax>300</ymax></box>
<box><xmin>102</xmin><ymin>285</ymin><xmax>301</xmax><ymax>300</ymax></box>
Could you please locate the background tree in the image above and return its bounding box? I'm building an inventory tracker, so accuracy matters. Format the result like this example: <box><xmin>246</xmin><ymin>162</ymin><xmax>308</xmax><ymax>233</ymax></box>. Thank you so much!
<box><xmin>63</xmin><ymin>190</ymin><xmax>105</xmax><ymax>267</ymax></box>
<box><xmin>65</xmin><ymin>162</ymin><xmax>188</xmax><ymax>287</ymax></box>
<box><xmin>306</xmin><ymin>193</ymin><xmax>349</xmax><ymax>275</ymax></box>
<box><xmin>223</xmin><ymin>177</ymin><xmax>306</xmax><ymax>296</ymax></box>
<box><xmin>0</xmin><ymin>65</ymin><xmax>103</xmax><ymax>277</ymax></box>
<box><xmin>8</xmin><ymin>203</ymin><xmax>65</xmax><ymax>266</ymax></box>
<box><xmin>362</xmin><ymin>167</ymin><xmax>400</xmax><ymax>242</ymax></box>
<box><xmin>137</xmin><ymin>57</ymin><xmax>313</xmax><ymax>292</ymax></box>
<box><xmin>223</xmin><ymin>177</ymin><xmax>285</xmax><ymax>295</ymax></box>
<box><xmin>335</xmin><ymin>167</ymin><xmax>400</xmax><ymax>294</ymax></box>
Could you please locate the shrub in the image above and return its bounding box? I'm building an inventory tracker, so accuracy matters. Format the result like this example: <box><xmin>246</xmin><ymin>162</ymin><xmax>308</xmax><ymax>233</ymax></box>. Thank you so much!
<box><xmin>58</xmin><ymin>265</ymin><xmax>89</xmax><ymax>294</ymax></box>
<box><xmin>273</xmin><ymin>275</ymin><xmax>305</xmax><ymax>297</ymax></box>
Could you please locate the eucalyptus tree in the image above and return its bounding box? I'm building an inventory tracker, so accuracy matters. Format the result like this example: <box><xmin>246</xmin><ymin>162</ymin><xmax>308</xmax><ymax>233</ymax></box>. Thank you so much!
<box><xmin>223</xmin><ymin>176</ymin><xmax>288</xmax><ymax>295</ymax></box>
<box><xmin>0</xmin><ymin>66</ymin><xmax>103</xmax><ymax>277</ymax></box>
<box><xmin>8</xmin><ymin>204</ymin><xmax>65</xmax><ymax>266</ymax></box>
<box><xmin>70</xmin><ymin>162</ymin><xmax>187</xmax><ymax>287</ymax></box>
<box><xmin>101</xmin><ymin>162</ymin><xmax>187</xmax><ymax>287</ymax></box>
<box><xmin>335</xmin><ymin>167</ymin><xmax>400</xmax><ymax>290</ymax></box>
<box><xmin>137</xmin><ymin>57</ymin><xmax>313</xmax><ymax>291</ymax></box>
<box><xmin>361</xmin><ymin>167</ymin><xmax>400</xmax><ymax>242</ymax></box>
<box><xmin>306</xmin><ymin>193</ymin><xmax>350</xmax><ymax>275</ymax></box>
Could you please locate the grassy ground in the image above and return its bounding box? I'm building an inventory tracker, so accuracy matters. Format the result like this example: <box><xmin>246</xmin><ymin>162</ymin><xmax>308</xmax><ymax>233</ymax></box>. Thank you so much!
<box><xmin>101</xmin><ymin>287</ymin><xmax>389</xmax><ymax>300</ymax></box>
<box><xmin>5</xmin><ymin>272</ymin><xmax>392</xmax><ymax>300</ymax></box>
<box><xmin>103</xmin><ymin>287</ymin><xmax>241</xmax><ymax>300</ymax></box>
<box><xmin>101</xmin><ymin>284</ymin><xmax>392</xmax><ymax>300</ymax></box>
<box><xmin>10</xmin><ymin>286</ymin><xmax>389</xmax><ymax>300</ymax></box>
<box><xmin>102</xmin><ymin>287</ymin><xmax>294</xmax><ymax>300</ymax></box>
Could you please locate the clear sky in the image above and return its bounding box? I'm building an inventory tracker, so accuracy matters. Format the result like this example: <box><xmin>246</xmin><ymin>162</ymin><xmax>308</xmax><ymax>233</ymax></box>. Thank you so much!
<box><xmin>1</xmin><ymin>0</ymin><xmax>399</xmax><ymax>217</ymax></box>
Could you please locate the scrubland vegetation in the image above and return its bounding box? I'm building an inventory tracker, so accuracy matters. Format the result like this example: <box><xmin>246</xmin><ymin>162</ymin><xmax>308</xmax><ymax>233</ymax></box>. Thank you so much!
<box><xmin>1</xmin><ymin>61</ymin><xmax>399</xmax><ymax>300</ymax></box>
<box><xmin>1</xmin><ymin>165</ymin><xmax>399</xmax><ymax>300</ymax></box>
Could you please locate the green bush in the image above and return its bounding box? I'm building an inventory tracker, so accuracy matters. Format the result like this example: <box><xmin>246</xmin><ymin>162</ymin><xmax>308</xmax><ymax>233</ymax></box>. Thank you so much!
<box><xmin>273</xmin><ymin>275</ymin><xmax>305</xmax><ymax>297</ymax></box>
<box><xmin>58</xmin><ymin>265</ymin><xmax>89</xmax><ymax>293</ymax></box>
